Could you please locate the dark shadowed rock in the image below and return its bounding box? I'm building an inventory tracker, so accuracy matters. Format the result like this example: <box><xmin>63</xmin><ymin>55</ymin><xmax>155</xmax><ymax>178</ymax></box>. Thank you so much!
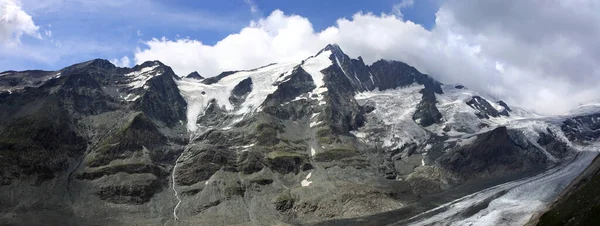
<box><xmin>561</xmin><ymin>113</ymin><xmax>600</xmax><ymax>142</ymax></box>
<box><xmin>186</xmin><ymin>71</ymin><xmax>204</xmax><ymax>80</ymax></box>
<box><xmin>438</xmin><ymin>127</ymin><xmax>548</xmax><ymax>180</ymax></box>
<box><xmin>229</xmin><ymin>77</ymin><xmax>253</xmax><ymax>106</ymax></box>
<box><xmin>466</xmin><ymin>96</ymin><xmax>506</xmax><ymax>119</ymax></box>
<box><xmin>413</xmin><ymin>89</ymin><xmax>443</xmax><ymax>127</ymax></box>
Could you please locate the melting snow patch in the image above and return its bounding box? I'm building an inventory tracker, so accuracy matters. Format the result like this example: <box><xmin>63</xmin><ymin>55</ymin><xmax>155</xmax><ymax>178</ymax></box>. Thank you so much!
<box><xmin>457</xmin><ymin>136</ymin><xmax>477</xmax><ymax>147</ymax></box>
<box><xmin>351</xmin><ymin>131</ymin><xmax>367</xmax><ymax>139</ymax></box>
<box><xmin>176</xmin><ymin>62</ymin><xmax>297</xmax><ymax>132</ymax></box>
<box><xmin>310</xmin><ymin>120</ymin><xmax>322</xmax><ymax>128</ymax></box>
<box><xmin>125</xmin><ymin>65</ymin><xmax>160</xmax><ymax>89</ymax></box>
<box><xmin>238</xmin><ymin>143</ymin><xmax>255</xmax><ymax>152</ymax></box>
<box><xmin>123</xmin><ymin>93</ymin><xmax>140</xmax><ymax>102</ymax></box>
<box><xmin>302</xmin><ymin>50</ymin><xmax>332</xmax><ymax>93</ymax></box>
<box><xmin>354</xmin><ymin>85</ymin><xmax>429</xmax><ymax>149</ymax></box>
<box><xmin>301</xmin><ymin>172</ymin><xmax>313</xmax><ymax>187</ymax></box>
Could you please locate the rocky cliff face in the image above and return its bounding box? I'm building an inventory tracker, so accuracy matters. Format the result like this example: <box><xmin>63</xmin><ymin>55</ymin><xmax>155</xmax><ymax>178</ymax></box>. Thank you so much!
<box><xmin>0</xmin><ymin>45</ymin><xmax>582</xmax><ymax>226</ymax></box>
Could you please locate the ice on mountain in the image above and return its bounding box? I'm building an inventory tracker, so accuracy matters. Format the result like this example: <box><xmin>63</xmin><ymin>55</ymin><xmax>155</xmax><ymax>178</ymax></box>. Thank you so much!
<box><xmin>354</xmin><ymin>85</ymin><xmax>429</xmax><ymax>149</ymax></box>
<box><xmin>302</xmin><ymin>49</ymin><xmax>333</xmax><ymax>105</ymax></box>
<box><xmin>123</xmin><ymin>93</ymin><xmax>140</xmax><ymax>102</ymax></box>
<box><xmin>176</xmin><ymin>62</ymin><xmax>298</xmax><ymax>132</ymax></box>
<box><xmin>456</xmin><ymin>135</ymin><xmax>478</xmax><ymax>147</ymax></box>
<box><xmin>566</xmin><ymin>103</ymin><xmax>600</xmax><ymax>117</ymax></box>
<box><xmin>125</xmin><ymin>65</ymin><xmax>160</xmax><ymax>89</ymax></box>
<box><xmin>301</xmin><ymin>172</ymin><xmax>313</xmax><ymax>187</ymax></box>
<box><xmin>310</xmin><ymin>120</ymin><xmax>322</xmax><ymax>128</ymax></box>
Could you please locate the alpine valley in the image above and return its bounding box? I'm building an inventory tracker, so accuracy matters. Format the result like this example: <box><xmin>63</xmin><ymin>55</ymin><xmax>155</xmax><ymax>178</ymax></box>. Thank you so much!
<box><xmin>0</xmin><ymin>44</ymin><xmax>598</xmax><ymax>226</ymax></box>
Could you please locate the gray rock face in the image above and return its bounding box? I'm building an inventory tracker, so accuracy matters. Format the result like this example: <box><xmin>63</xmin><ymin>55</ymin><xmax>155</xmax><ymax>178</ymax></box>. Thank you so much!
<box><xmin>466</xmin><ymin>96</ymin><xmax>509</xmax><ymax>119</ymax></box>
<box><xmin>0</xmin><ymin>44</ymin><xmax>581</xmax><ymax>226</ymax></box>
<box><xmin>413</xmin><ymin>89</ymin><xmax>443</xmax><ymax>127</ymax></box>
<box><xmin>229</xmin><ymin>77</ymin><xmax>253</xmax><ymax>105</ymax></box>
<box><xmin>438</xmin><ymin>127</ymin><xmax>548</xmax><ymax>179</ymax></box>
<box><xmin>185</xmin><ymin>71</ymin><xmax>204</xmax><ymax>80</ymax></box>
<box><xmin>562</xmin><ymin>113</ymin><xmax>600</xmax><ymax>142</ymax></box>
<box><xmin>0</xmin><ymin>59</ymin><xmax>188</xmax><ymax>225</ymax></box>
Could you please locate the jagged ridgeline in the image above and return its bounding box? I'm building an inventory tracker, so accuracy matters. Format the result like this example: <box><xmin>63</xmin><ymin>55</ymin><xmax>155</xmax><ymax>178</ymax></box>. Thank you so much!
<box><xmin>0</xmin><ymin>44</ymin><xmax>584</xmax><ymax>225</ymax></box>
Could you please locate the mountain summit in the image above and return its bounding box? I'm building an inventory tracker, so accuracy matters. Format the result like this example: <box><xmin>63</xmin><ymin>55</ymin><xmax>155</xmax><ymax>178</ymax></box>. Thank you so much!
<box><xmin>0</xmin><ymin>44</ymin><xmax>595</xmax><ymax>225</ymax></box>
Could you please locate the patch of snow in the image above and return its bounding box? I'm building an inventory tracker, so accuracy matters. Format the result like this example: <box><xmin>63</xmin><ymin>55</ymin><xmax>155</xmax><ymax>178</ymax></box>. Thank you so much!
<box><xmin>125</xmin><ymin>65</ymin><xmax>160</xmax><ymax>89</ymax></box>
<box><xmin>171</xmin><ymin>150</ymin><xmax>185</xmax><ymax>221</ymax></box>
<box><xmin>488</xmin><ymin>101</ymin><xmax>505</xmax><ymax>113</ymax></box>
<box><xmin>123</xmin><ymin>93</ymin><xmax>140</xmax><ymax>102</ymax></box>
<box><xmin>55</xmin><ymin>72</ymin><xmax>62</xmax><ymax>78</ymax></box>
<box><xmin>351</xmin><ymin>131</ymin><xmax>367</xmax><ymax>139</ymax></box>
<box><xmin>310</xmin><ymin>120</ymin><xmax>322</xmax><ymax>128</ymax></box>
<box><xmin>355</xmin><ymin>85</ymin><xmax>429</xmax><ymax>149</ymax></box>
<box><xmin>333</xmin><ymin>54</ymin><xmax>360</xmax><ymax>87</ymax></box>
<box><xmin>302</xmin><ymin>50</ymin><xmax>333</xmax><ymax>106</ymax></box>
<box><xmin>310</xmin><ymin>146</ymin><xmax>316</xmax><ymax>156</ymax></box>
<box><xmin>176</xmin><ymin>62</ymin><xmax>298</xmax><ymax>132</ymax></box>
<box><xmin>239</xmin><ymin>143</ymin><xmax>255</xmax><ymax>152</ymax></box>
<box><xmin>506</xmin><ymin>119</ymin><xmax>574</xmax><ymax>162</ymax></box>
<box><xmin>434</xmin><ymin>84</ymin><xmax>537</xmax><ymax>135</ymax></box>
<box><xmin>424</xmin><ymin>144</ymin><xmax>433</xmax><ymax>151</ymax></box>
<box><xmin>301</xmin><ymin>172</ymin><xmax>313</xmax><ymax>187</ymax></box>
<box><xmin>292</xmin><ymin>95</ymin><xmax>307</xmax><ymax>102</ymax></box>
<box><xmin>566</xmin><ymin>103</ymin><xmax>600</xmax><ymax>117</ymax></box>
<box><xmin>456</xmin><ymin>135</ymin><xmax>478</xmax><ymax>147</ymax></box>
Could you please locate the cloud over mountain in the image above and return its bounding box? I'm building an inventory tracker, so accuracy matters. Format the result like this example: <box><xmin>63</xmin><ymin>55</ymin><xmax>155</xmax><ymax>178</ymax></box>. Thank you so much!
<box><xmin>133</xmin><ymin>0</ymin><xmax>600</xmax><ymax>115</ymax></box>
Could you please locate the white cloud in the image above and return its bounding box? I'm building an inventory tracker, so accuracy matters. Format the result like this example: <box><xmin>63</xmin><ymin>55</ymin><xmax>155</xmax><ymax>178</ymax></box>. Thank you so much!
<box><xmin>0</xmin><ymin>0</ymin><xmax>41</xmax><ymax>46</ymax></box>
<box><xmin>392</xmin><ymin>0</ymin><xmax>414</xmax><ymax>17</ymax></box>
<box><xmin>134</xmin><ymin>10</ymin><xmax>326</xmax><ymax>78</ymax></box>
<box><xmin>244</xmin><ymin>0</ymin><xmax>259</xmax><ymax>14</ymax></box>
<box><xmin>133</xmin><ymin>1</ymin><xmax>600</xmax><ymax>115</ymax></box>
<box><xmin>110</xmin><ymin>56</ymin><xmax>131</xmax><ymax>67</ymax></box>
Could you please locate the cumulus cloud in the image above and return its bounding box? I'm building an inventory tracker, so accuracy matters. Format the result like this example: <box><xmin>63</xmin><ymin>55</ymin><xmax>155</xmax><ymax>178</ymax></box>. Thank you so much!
<box><xmin>110</xmin><ymin>56</ymin><xmax>131</xmax><ymax>67</ymax></box>
<box><xmin>0</xmin><ymin>0</ymin><xmax>41</xmax><ymax>45</ymax></box>
<box><xmin>134</xmin><ymin>10</ymin><xmax>327</xmax><ymax>78</ymax></box>
<box><xmin>392</xmin><ymin>0</ymin><xmax>414</xmax><ymax>17</ymax></box>
<box><xmin>244</xmin><ymin>0</ymin><xmax>259</xmax><ymax>14</ymax></box>
<box><xmin>133</xmin><ymin>1</ymin><xmax>600</xmax><ymax>115</ymax></box>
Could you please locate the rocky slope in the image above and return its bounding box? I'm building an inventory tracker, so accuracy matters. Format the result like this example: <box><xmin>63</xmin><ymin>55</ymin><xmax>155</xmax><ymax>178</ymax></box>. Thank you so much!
<box><xmin>533</xmin><ymin>110</ymin><xmax>600</xmax><ymax>226</ymax></box>
<box><xmin>0</xmin><ymin>44</ymin><xmax>587</xmax><ymax>226</ymax></box>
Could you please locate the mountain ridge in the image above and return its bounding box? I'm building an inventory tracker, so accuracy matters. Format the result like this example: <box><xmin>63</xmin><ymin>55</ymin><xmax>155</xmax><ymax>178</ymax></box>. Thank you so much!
<box><xmin>0</xmin><ymin>44</ymin><xmax>595</xmax><ymax>226</ymax></box>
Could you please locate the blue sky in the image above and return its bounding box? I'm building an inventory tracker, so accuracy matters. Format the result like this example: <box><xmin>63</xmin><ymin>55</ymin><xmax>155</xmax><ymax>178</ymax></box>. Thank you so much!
<box><xmin>1</xmin><ymin>0</ymin><xmax>440</xmax><ymax>71</ymax></box>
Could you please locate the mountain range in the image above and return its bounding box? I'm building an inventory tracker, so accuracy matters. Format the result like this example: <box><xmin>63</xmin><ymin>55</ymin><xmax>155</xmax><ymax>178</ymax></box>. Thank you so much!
<box><xmin>0</xmin><ymin>44</ymin><xmax>597</xmax><ymax>226</ymax></box>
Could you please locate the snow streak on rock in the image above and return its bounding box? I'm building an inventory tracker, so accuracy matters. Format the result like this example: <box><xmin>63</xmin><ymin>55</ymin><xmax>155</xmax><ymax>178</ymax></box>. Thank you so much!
<box><xmin>125</xmin><ymin>65</ymin><xmax>160</xmax><ymax>89</ymax></box>
<box><xmin>171</xmin><ymin>150</ymin><xmax>186</xmax><ymax>221</ymax></box>
<box><xmin>176</xmin><ymin>62</ymin><xmax>297</xmax><ymax>132</ymax></box>
<box><xmin>301</xmin><ymin>172</ymin><xmax>313</xmax><ymax>187</ymax></box>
